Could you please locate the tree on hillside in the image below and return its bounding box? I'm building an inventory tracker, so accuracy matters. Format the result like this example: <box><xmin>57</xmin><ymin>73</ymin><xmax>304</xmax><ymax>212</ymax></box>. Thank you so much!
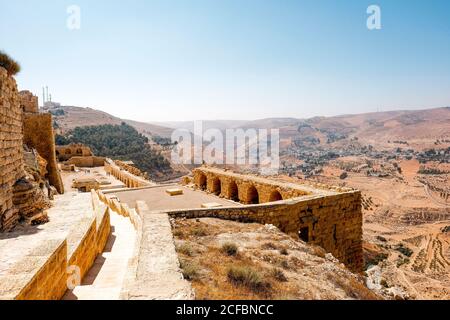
<box><xmin>55</xmin><ymin>123</ymin><xmax>172</xmax><ymax>177</ymax></box>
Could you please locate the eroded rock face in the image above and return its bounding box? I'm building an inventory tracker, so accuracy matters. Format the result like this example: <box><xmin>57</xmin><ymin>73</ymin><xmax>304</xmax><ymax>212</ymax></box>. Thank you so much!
<box><xmin>12</xmin><ymin>176</ymin><xmax>50</xmax><ymax>225</ymax></box>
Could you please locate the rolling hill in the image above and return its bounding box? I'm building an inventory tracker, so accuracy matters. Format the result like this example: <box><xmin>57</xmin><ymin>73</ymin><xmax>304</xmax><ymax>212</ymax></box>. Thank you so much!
<box><xmin>52</xmin><ymin>106</ymin><xmax>174</xmax><ymax>138</ymax></box>
<box><xmin>52</xmin><ymin>105</ymin><xmax>449</xmax><ymax>152</ymax></box>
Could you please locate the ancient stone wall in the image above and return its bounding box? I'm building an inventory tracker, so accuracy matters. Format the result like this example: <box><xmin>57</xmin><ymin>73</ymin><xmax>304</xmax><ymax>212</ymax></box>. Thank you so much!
<box><xmin>0</xmin><ymin>191</ymin><xmax>111</xmax><ymax>300</ymax></box>
<box><xmin>190</xmin><ymin>167</ymin><xmax>363</xmax><ymax>272</ymax></box>
<box><xmin>56</xmin><ymin>143</ymin><xmax>93</xmax><ymax>162</ymax></box>
<box><xmin>105</xmin><ymin>159</ymin><xmax>154</xmax><ymax>188</ymax></box>
<box><xmin>192</xmin><ymin>167</ymin><xmax>351</xmax><ymax>204</ymax></box>
<box><xmin>65</xmin><ymin>156</ymin><xmax>106</xmax><ymax>168</ymax></box>
<box><xmin>115</xmin><ymin>160</ymin><xmax>147</xmax><ymax>179</ymax></box>
<box><xmin>23</xmin><ymin>113</ymin><xmax>64</xmax><ymax>194</ymax></box>
<box><xmin>0</xmin><ymin>67</ymin><xmax>25</xmax><ymax>231</ymax></box>
<box><xmin>19</xmin><ymin>90</ymin><xmax>38</xmax><ymax>113</ymax></box>
<box><xmin>168</xmin><ymin>192</ymin><xmax>363</xmax><ymax>272</ymax></box>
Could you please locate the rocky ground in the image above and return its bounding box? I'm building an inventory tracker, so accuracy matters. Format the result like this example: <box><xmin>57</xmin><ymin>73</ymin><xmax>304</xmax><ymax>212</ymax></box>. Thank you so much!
<box><xmin>295</xmin><ymin>159</ymin><xmax>450</xmax><ymax>300</ymax></box>
<box><xmin>171</xmin><ymin>218</ymin><xmax>380</xmax><ymax>300</ymax></box>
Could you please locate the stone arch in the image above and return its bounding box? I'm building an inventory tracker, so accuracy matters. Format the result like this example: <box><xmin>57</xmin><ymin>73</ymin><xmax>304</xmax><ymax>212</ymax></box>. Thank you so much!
<box><xmin>246</xmin><ymin>185</ymin><xmax>259</xmax><ymax>204</ymax></box>
<box><xmin>210</xmin><ymin>176</ymin><xmax>221</xmax><ymax>196</ymax></box>
<box><xmin>198</xmin><ymin>173</ymin><xmax>207</xmax><ymax>191</ymax></box>
<box><xmin>65</xmin><ymin>149</ymin><xmax>72</xmax><ymax>155</ymax></box>
<box><xmin>269</xmin><ymin>190</ymin><xmax>283</xmax><ymax>202</ymax></box>
<box><xmin>228</xmin><ymin>180</ymin><xmax>239</xmax><ymax>201</ymax></box>
<box><xmin>76</xmin><ymin>148</ymin><xmax>83</xmax><ymax>155</ymax></box>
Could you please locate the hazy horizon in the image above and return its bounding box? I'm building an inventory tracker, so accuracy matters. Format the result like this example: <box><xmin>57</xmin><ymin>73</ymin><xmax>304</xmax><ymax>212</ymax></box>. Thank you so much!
<box><xmin>2</xmin><ymin>0</ymin><xmax>450</xmax><ymax>122</ymax></box>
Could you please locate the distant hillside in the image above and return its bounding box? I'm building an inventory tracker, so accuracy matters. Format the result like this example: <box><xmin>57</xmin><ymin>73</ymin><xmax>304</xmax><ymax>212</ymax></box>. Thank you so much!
<box><xmin>155</xmin><ymin>107</ymin><xmax>450</xmax><ymax>151</ymax></box>
<box><xmin>51</xmin><ymin>106</ymin><xmax>174</xmax><ymax>138</ymax></box>
<box><xmin>53</xmin><ymin>105</ymin><xmax>449</xmax><ymax>152</ymax></box>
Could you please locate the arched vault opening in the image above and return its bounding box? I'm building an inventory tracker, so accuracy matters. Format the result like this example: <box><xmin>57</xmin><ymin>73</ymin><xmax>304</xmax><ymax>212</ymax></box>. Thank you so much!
<box><xmin>246</xmin><ymin>185</ymin><xmax>259</xmax><ymax>204</ymax></box>
<box><xmin>269</xmin><ymin>190</ymin><xmax>283</xmax><ymax>202</ymax></box>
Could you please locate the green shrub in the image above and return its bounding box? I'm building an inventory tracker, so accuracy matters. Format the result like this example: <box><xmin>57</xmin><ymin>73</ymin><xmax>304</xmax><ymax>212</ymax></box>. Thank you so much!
<box><xmin>221</xmin><ymin>242</ymin><xmax>238</xmax><ymax>256</ymax></box>
<box><xmin>54</xmin><ymin>123</ymin><xmax>172</xmax><ymax>177</ymax></box>
<box><xmin>0</xmin><ymin>51</ymin><xmax>21</xmax><ymax>76</ymax></box>
<box><xmin>227</xmin><ymin>266</ymin><xmax>271</xmax><ymax>293</ymax></box>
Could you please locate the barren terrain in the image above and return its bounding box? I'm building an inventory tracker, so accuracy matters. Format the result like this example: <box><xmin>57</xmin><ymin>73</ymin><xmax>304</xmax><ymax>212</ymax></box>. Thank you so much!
<box><xmin>172</xmin><ymin>218</ymin><xmax>379</xmax><ymax>300</ymax></box>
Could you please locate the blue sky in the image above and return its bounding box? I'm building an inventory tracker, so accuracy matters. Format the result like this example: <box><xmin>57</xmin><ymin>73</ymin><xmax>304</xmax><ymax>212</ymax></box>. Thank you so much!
<box><xmin>1</xmin><ymin>0</ymin><xmax>449</xmax><ymax>121</ymax></box>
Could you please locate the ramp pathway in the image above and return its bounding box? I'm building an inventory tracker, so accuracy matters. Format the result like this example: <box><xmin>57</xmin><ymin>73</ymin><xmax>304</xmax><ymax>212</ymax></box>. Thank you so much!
<box><xmin>63</xmin><ymin>212</ymin><xmax>136</xmax><ymax>300</ymax></box>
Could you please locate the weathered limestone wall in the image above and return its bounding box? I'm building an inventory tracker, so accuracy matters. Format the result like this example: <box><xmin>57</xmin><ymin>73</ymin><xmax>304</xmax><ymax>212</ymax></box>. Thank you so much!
<box><xmin>189</xmin><ymin>167</ymin><xmax>363</xmax><ymax>272</ymax></box>
<box><xmin>0</xmin><ymin>191</ymin><xmax>111</xmax><ymax>300</ymax></box>
<box><xmin>56</xmin><ymin>143</ymin><xmax>93</xmax><ymax>162</ymax></box>
<box><xmin>105</xmin><ymin>159</ymin><xmax>154</xmax><ymax>188</ymax></box>
<box><xmin>65</xmin><ymin>156</ymin><xmax>105</xmax><ymax>168</ymax></box>
<box><xmin>192</xmin><ymin>167</ymin><xmax>350</xmax><ymax>204</ymax></box>
<box><xmin>115</xmin><ymin>160</ymin><xmax>147</xmax><ymax>179</ymax></box>
<box><xmin>2</xmin><ymin>239</ymin><xmax>69</xmax><ymax>300</ymax></box>
<box><xmin>168</xmin><ymin>192</ymin><xmax>363</xmax><ymax>272</ymax></box>
<box><xmin>19</xmin><ymin>90</ymin><xmax>39</xmax><ymax>113</ymax></box>
<box><xmin>23</xmin><ymin>113</ymin><xmax>64</xmax><ymax>194</ymax></box>
<box><xmin>0</xmin><ymin>67</ymin><xmax>25</xmax><ymax>231</ymax></box>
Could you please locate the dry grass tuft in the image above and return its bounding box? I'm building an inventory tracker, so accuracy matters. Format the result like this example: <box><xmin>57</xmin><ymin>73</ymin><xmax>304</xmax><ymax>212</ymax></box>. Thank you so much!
<box><xmin>180</xmin><ymin>260</ymin><xmax>200</xmax><ymax>280</ymax></box>
<box><xmin>177</xmin><ymin>243</ymin><xmax>194</xmax><ymax>256</ymax></box>
<box><xmin>270</xmin><ymin>268</ymin><xmax>288</xmax><ymax>282</ymax></box>
<box><xmin>262</xmin><ymin>242</ymin><xmax>278</xmax><ymax>250</ymax></box>
<box><xmin>192</xmin><ymin>226</ymin><xmax>208</xmax><ymax>237</ymax></box>
<box><xmin>221</xmin><ymin>242</ymin><xmax>238</xmax><ymax>256</ymax></box>
<box><xmin>0</xmin><ymin>51</ymin><xmax>21</xmax><ymax>76</ymax></box>
<box><xmin>227</xmin><ymin>266</ymin><xmax>271</xmax><ymax>294</ymax></box>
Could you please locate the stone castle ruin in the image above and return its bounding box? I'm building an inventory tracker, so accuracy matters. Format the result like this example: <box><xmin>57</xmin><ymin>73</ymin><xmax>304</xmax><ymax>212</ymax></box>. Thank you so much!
<box><xmin>0</xmin><ymin>66</ymin><xmax>62</xmax><ymax>230</ymax></box>
<box><xmin>0</xmin><ymin>60</ymin><xmax>363</xmax><ymax>300</ymax></box>
<box><xmin>190</xmin><ymin>167</ymin><xmax>363</xmax><ymax>271</ymax></box>
<box><xmin>56</xmin><ymin>143</ymin><xmax>105</xmax><ymax>168</ymax></box>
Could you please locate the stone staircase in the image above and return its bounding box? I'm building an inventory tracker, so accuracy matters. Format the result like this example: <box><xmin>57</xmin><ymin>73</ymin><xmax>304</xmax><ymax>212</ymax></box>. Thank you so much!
<box><xmin>63</xmin><ymin>212</ymin><xmax>136</xmax><ymax>300</ymax></box>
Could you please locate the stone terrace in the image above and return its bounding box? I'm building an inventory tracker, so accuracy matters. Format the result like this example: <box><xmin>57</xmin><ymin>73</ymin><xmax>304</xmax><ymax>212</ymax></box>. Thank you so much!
<box><xmin>109</xmin><ymin>185</ymin><xmax>241</xmax><ymax>211</ymax></box>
